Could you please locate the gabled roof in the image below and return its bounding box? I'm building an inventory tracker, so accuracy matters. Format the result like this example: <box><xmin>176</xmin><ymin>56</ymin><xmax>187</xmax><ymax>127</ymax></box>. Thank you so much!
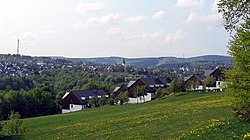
<box><xmin>62</xmin><ymin>92</ymin><xmax>70</xmax><ymax>99</ymax></box>
<box><xmin>184</xmin><ymin>75</ymin><xmax>193</xmax><ymax>82</ymax></box>
<box><xmin>155</xmin><ymin>77</ymin><xmax>171</xmax><ymax>85</ymax></box>
<box><xmin>184</xmin><ymin>74</ymin><xmax>203</xmax><ymax>82</ymax></box>
<box><xmin>204</xmin><ymin>67</ymin><xmax>220</xmax><ymax>77</ymax></box>
<box><xmin>69</xmin><ymin>89</ymin><xmax>107</xmax><ymax>103</ymax></box>
<box><xmin>204</xmin><ymin>70</ymin><xmax>214</xmax><ymax>77</ymax></box>
<box><xmin>195</xmin><ymin>74</ymin><xmax>205</xmax><ymax>81</ymax></box>
<box><xmin>113</xmin><ymin>87</ymin><xmax>121</xmax><ymax>92</ymax></box>
<box><xmin>127</xmin><ymin>81</ymin><xmax>136</xmax><ymax>87</ymax></box>
<box><xmin>139</xmin><ymin>78</ymin><xmax>156</xmax><ymax>86</ymax></box>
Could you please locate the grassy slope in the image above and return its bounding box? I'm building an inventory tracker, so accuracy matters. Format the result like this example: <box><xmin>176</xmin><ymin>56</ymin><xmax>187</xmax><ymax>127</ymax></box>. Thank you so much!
<box><xmin>20</xmin><ymin>92</ymin><xmax>249</xmax><ymax>139</ymax></box>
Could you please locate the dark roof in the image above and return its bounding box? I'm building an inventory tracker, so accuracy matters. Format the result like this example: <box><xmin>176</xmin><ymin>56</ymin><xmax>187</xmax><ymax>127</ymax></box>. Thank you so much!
<box><xmin>195</xmin><ymin>74</ymin><xmax>205</xmax><ymax>81</ymax></box>
<box><xmin>204</xmin><ymin>70</ymin><xmax>214</xmax><ymax>77</ymax></box>
<box><xmin>184</xmin><ymin>75</ymin><xmax>193</xmax><ymax>82</ymax></box>
<box><xmin>184</xmin><ymin>74</ymin><xmax>204</xmax><ymax>82</ymax></box>
<box><xmin>72</xmin><ymin>89</ymin><xmax>107</xmax><ymax>103</ymax></box>
<box><xmin>155</xmin><ymin>77</ymin><xmax>171</xmax><ymax>85</ymax></box>
<box><xmin>204</xmin><ymin>67</ymin><xmax>220</xmax><ymax>77</ymax></box>
<box><xmin>139</xmin><ymin>78</ymin><xmax>155</xmax><ymax>86</ymax></box>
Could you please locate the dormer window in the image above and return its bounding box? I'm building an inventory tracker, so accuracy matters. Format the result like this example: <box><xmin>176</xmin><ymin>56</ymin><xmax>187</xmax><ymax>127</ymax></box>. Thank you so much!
<box><xmin>149</xmin><ymin>85</ymin><xmax>154</xmax><ymax>88</ymax></box>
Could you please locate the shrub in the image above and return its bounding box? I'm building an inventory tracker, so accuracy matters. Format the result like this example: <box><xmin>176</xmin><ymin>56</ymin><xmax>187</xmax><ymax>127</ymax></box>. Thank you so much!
<box><xmin>2</xmin><ymin>111</ymin><xmax>25</xmax><ymax>136</ymax></box>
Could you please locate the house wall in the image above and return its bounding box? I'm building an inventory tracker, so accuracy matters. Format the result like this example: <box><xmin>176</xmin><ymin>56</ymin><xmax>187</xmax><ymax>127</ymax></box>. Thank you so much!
<box><xmin>216</xmin><ymin>81</ymin><xmax>224</xmax><ymax>91</ymax></box>
<box><xmin>128</xmin><ymin>93</ymin><xmax>152</xmax><ymax>104</ymax></box>
<box><xmin>127</xmin><ymin>80</ymin><xmax>145</xmax><ymax>97</ymax></box>
<box><xmin>62</xmin><ymin>104</ymin><xmax>84</xmax><ymax>113</ymax></box>
<box><xmin>184</xmin><ymin>76</ymin><xmax>202</xmax><ymax>91</ymax></box>
<box><xmin>211</xmin><ymin>69</ymin><xmax>222</xmax><ymax>81</ymax></box>
<box><xmin>62</xmin><ymin>92</ymin><xmax>82</xmax><ymax>109</ymax></box>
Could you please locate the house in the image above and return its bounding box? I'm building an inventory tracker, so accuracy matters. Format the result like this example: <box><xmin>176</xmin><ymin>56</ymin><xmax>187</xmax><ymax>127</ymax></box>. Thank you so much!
<box><xmin>183</xmin><ymin>74</ymin><xmax>204</xmax><ymax>91</ymax></box>
<box><xmin>204</xmin><ymin>67</ymin><xmax>224</xmax><ymax>91</ymax></box>
<box><xmin>113</xmin><ymin>77</ymin><xmax>173</xmax><ymax>104</ymax></box>
<box><xmin>113</xmin><ymin>86</ymin><xmax>127</xmax><ymax>97</ymax></box>
<box><xmin>62</xmin><ymin>89</ymin><xmax>108</xmax><ymax>113</ymax></box>
<box><xmin>116</xmin><ymin>78</ymin><xmax>156</xmax><ymax>104</ymax></box>
<box><xmin>155</xmin><ymin>77</ymin><xmax>172</xmax><ymax>88</ymax></box>
<box><xmin>204</xmin><ymin>67</ymin><xmax>224</xmax><ymax>81</ymax></box>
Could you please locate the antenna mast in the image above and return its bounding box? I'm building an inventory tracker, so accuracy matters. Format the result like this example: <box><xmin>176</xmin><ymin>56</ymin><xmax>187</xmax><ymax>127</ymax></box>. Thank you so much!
<box><xmin>17</xmin><ymin>39</ymin><xmax>20</xmax><ymax>55</ymax></box>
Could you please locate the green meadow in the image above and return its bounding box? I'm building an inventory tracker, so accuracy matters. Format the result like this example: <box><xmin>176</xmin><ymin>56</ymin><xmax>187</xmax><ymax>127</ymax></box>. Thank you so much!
<box><xmin>6</xmin><ymin>92</ymin><xmax>250</xmax><ymax>139</ymax></box>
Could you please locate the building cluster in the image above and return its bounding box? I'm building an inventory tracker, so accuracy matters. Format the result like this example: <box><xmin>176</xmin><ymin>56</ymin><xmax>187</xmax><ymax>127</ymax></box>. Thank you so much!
<box><xmin>62</xmin><ymin>67</ymin><xmax>224</xmax><ymax>113</ymax></box>
<box><xmin>0</xmin><ymin>60</ymin><xmax>75</xmax><ymax>77</ymax></box>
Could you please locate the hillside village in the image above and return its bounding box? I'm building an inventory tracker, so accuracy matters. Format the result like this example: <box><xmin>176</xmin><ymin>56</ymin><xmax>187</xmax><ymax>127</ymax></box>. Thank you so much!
<box><xmin>0</xmin><ymin>54</ymin><xmax>228</xmax><ymax>116</ymax></box>
<box><xmin>62</xmin><ymin>67</ymin><xmax>225</xmax><ymax>113</ymax></box>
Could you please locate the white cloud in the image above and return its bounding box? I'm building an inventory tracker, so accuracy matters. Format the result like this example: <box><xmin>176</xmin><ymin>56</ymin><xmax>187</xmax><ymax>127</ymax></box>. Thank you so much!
<box><xmin>107</xmin><ymin>28</ymin><xmax>186</xmax><ymax>43</ymax></box>
<box><xmin>185</xmin><ymin>12</ymin><xmax>220</xmax><ymax>23</ymax></box>
<box><xmin>165</xmin><ymin>29</ymin><xmax>187</xmax><ymax>43</ymax></box>
<box><xmin>22</xmin><ymin>32</ymin><xmax>37</xmax><ymax>41</ymax></box>
<box><xmin>107</xmin><ymin>28</ymin><xmax>122</xmax><ymax>35</ymax></box>
<box><xmin>126</xmin><ymin>16</ymin><xmax>146</xmax><ymax>24</ymax></box>
<box><xmin>142</xmin><ymin>31</ymin><xmax>163</xmax><ymax>39</ymax></box>
<box><xmin>152</xmin><ymin>10</ymin><xmax>165</xmax><ymax>20</ymax></box>
<box><xmin>21</xmin><ymin>31</ymin><xmax>55</xmax><ymax>46</ymax></box>
<box><xmin>176</xmin><ymin>0</ymin><xmax>204</xmax><ymax>8</ymax></box>
<box><xmin>74</xmin><ymin>13</ymin><xmax>122</xmax><ymax>29</ymax></box>
<box><xmin>75</xmin><ymin>2</ymin><xmax>105</xmax><ymax>15</ymax></box>
<box><xmin>185</xmin><ymin>13</ymin><xmax>201</xmax><ymax>23</ymax></box>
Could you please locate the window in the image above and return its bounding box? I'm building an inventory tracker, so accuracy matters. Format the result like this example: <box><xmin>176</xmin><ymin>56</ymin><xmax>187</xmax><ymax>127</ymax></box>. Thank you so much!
<box><xmin>71</xmin><ymin>104</ymin><xmax>73</xmax><ymax>108</ymax></box>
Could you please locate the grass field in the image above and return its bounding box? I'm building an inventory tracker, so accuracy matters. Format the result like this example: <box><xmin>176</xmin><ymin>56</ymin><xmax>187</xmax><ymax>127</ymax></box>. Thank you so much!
<box><xmin>6</xmin><ymin>92</ymin><xmax>250</xmax><ymax>139</ymax></box>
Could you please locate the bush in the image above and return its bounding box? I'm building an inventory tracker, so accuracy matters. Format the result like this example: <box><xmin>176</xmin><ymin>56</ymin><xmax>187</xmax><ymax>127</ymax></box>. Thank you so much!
<box><xmin>2</xmin><ymin>111</ymin><xmax>25</xmax><ymax>136</ymax></box>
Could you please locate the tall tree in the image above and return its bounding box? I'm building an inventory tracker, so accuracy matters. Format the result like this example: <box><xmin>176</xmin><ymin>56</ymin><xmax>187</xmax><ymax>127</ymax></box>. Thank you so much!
<box><xmin>218</xmin><ymin>0</ymin><xmax>250</xmax><ymax>32</ymax></box>
<box><xmin>133</xmin><ymin>86</ymin><xmax>147</xmax><ymax>103</ymax></box>
<box><xmin>117</xmin><ymin>91</ymin><xmax>129</xmax><ymax>105</ymax></box>
<box><xmin>225</xmin><ymin>20</ymin><xmax>250</xmax><ymax>119</ymax></box>
<box><xmin>169</xmin><ymin>79</ymin><xmax>182</xmax><ymax>95</ymax></box>
<box><xmin>218</xmin><ymin>0</ymin><xmax>250</xmax><ymax>119</ymax></box>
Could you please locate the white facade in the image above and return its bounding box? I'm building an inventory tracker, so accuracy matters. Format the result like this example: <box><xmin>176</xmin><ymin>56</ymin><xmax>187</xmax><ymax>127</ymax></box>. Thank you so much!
<box><xmin>205</xmin><ymin>81</ymin><xmax>224</xmax><ymax>92</ymax></box>
<box><xmin>62</xmin><ymin>104</ymin><xmax>85</xmax><ymax>113</ymax></box>
<box><xmin>216</xmin><ymin>81</ymin><xmax>224</xmax><ymax>91</ymax></box>
<box><xmin>128</xmin><ymin>93</ymin><xmax>152</xmax><ymax>104</ymax></box>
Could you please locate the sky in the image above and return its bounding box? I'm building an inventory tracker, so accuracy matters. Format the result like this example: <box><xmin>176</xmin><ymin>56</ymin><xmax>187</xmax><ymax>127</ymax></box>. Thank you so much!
<box><xmin>0</xmin><ymin>0</ymin><xmax>230</xmax><ymax>58</ymax></box>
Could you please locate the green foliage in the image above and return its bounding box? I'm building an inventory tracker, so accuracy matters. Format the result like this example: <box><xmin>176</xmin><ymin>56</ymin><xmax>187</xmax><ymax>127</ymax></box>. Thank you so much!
<box><xmin>117</xmin><ymin>91</ymin><xmax>129</xmax><ymax>105</ymax></box>
<box><xmin>191</xmin><ymin>80</ymin><xmax>200</xmax><ymax>90</ymax></box>
<box><xmin>219</xmin><ymin>0</ymin><xmax>250</xmax><ymax>120</ymax></box>
<box><xmin>107</xmin><ymin>93</ymin><xmax>115</xmax><ymax>105</ymax></box>
<box><xmin>218</xmin><ymin>0</ymin><xmax>250</xmax><ymax>32</ymax></box>
<box><xmin>0</xmin><ymin>77</ymin><xmax>34</xmax><ymax>91</ymax></box>
<box><xmin>133</xmin><ymin>85</ymin><xmax>147</xmax><ymax>103</ymax></box>
<box><xmin>0</xmin><ymin>88</ymin><xmax>57</xmax><ymax>119</ymax></box>
<box><xmin>156</xmin><ymin>88</ymin><xmax>170</xmax><ymax>98</ymax></box>
<box><xmin>169</xmin><ymin>79</ymin><xmax>182</xmax><ymax>94</ymax></box>
<box><xmin>225</xmin><ymin>19</ymin><xmax>250</xmax><ymax>120</ymax></box>
<box><xmin>98</xmin><ymin>96</ymin><xmax>107</xmax><ymax>106</ymax></box>
<box><xmin>204</xmin><ymin>76</ymin><xmax>216</xmax><ymax>87</ymax></box>
<box><xmin>83</xmin><ymin>82</ymin><xmax>98</xmax><ymax>90</ymax></box>
<box><xmin>2</xmin><ymin>111</ymin><xmax>25</xmax><ymax>136</ymax></box>
<box><xmin>89</xmin><ymin>96</ymin><xmax>98</xmax><ymax>107</ymax></box>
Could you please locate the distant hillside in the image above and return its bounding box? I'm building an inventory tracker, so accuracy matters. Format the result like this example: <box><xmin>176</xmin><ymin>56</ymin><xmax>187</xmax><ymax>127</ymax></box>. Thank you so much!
<box><xmin>59</xmin><ymin>55</ymin><xmax>233</xmax><ymax>68</ymax></box>
<box><xmin>0</xmin><ymin>54</ymin><xmax>232</xmax><ymax>68</ymax></box>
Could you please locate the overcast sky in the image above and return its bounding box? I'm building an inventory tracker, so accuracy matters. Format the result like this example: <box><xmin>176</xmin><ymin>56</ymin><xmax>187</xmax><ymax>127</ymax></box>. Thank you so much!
<box><xmin>0</xmin><ymin>0</ymin><xmax>230</xmax><ymax>58</ymax></box>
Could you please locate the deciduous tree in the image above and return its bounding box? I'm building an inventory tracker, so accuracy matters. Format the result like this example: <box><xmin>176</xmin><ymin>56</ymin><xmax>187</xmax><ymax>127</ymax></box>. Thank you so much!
<box><xmin>218</xmin><ymin>0</ymin><xmax>250</xmax><ymax>119</ymax></box>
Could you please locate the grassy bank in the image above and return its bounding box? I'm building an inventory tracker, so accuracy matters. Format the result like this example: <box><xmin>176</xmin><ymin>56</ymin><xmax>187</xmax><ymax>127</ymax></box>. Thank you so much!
<box><xmin>9</xmin><ymin>92</ymin><xmax>250</xmax><ymax>139</ymax></box>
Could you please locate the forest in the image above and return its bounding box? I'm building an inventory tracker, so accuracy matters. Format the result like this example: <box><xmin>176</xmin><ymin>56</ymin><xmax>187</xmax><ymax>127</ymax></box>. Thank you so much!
<box><xmin>0</xmin><ymin>66</ymin><xmax>127</xmax><ymax>119</ymax></box>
